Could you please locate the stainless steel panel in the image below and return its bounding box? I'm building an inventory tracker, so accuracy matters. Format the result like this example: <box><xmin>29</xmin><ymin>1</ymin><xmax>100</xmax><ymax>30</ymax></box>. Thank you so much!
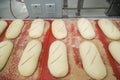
<box><xmin>0</xmin><ymin>0</ymin><xmax>29</xmax><ymax>19</ymax></box>
<box><xmin>83</xmin><ymin>0</ymin><xmax>109</xmax><ymax>8</ymax></box>
<box><xmin>24</xmin><ymin>0</ymin><xmax>62</xmax><ymax>18</ymax></box>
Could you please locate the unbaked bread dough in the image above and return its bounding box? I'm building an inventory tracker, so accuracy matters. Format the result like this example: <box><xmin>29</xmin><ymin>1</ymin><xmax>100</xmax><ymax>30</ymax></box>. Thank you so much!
<box><xmin>29</xmin><ymin>19</ymin><xmax>45</xmax><ymax>38</ymax></box>
<box><xmin>5</xmin><ymin>20</ymin><xmax>24</xmax><ymax>39</ymax></box>
<box><xmin>18</xmin><ymin>40</ymin><xmax>42</xmax><ymax>76</ymax></box>
<box><xmin>77</xmin><ymin>18</ymin><xmax>96</xmax><ymax>39</ymax></box>
<box><xmin>98</xmin><ymin>19</ymin><xmax>120</xmax><ymax>40</ymax></box>
<box><xmin>0</xmin><ymin>40</ymin><xmax>13</xmax><ymax>71</ymax></box>
<box><xmin>109</xmin><ymin>41</ymin><xmax>120</xmax><ymax>64</ymax></box>
<box><xmin>0</xmin><ymin>21</ymin><xmax>7</xmax><ymax>35</ymax></box>
<box><xmin>52</xmin><ymin>19</ymin><xmax>67</xmax><ymax>39</ymax></box>
<box><xmin>48</xmin><ymin>40</ymin><xmax>68</xmax><ymax>77</ymax></box>
<box><xmin>79</xmin><ymin>41</ymin><xmax>106</xmax><ymax>79</ymax></box>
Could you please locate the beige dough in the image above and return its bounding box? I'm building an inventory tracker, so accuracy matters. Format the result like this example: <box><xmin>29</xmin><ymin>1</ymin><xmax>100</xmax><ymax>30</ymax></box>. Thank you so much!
<box><xmin>5</xmin><ymin>20</ymin><xmax>24</xmax><ymax>39</ymax></box>
<box><xmin>29</xmin><ymin>19</ymin><xmax>45</xmax><ymax>38</ymax></box>
<box><xmin>48</xmin><ymin>40</ymin><xmax>68</xmax><ymax>77</ymax></box>
<box><xmin>98</xmin><ymin>19</ymin><xmax>120</xmax><ymax>40</ymax></box>
<box><xmin>77</xmin><ymin>18</ymin><xmax>96</xmax><ymax>39</ymax></box>
<box><xmin>0</xmin><ymin>40</ymin><xmax>13</xmax><ymax>71</ymax></box>
<box><xmin>79</xmin><ymin>41</ymin><xmax>106</xmax><ymax>79</ymax></box>
<box><xmin>52</xmin><ymin>19</ymin><xmax>67</xmax><ymax>39</ymax></box>
<box><xmin>0</xmin><ymin>21</ymin><xmax>7</xmax><ymax>35</ymax></box>
<box><xmin>18</xmin><ymin>40</ymin><xmax>42</xmax><ymax>76</ymax></box>
<box><xmin>109</xmin><ymin>41</ymin><xmax>120</xmax><ymax>64</ymax></box>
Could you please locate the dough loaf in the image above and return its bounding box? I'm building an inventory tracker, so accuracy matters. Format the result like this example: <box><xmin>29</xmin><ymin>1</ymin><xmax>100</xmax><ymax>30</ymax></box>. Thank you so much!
<box><xmin>48</xmin><ymin>40</ymin><xmax>68</xmax><ymax>77</ymax></box>
<box><xmin>109</xmin><ymin>41</ymin><xmax>120</xmax><ymax>64</ymax></box>
<box><xmin>0</xmin><ymin>40</ymin><xmax>13</xmax><ymax>71</ymax></box>
<box><xmin>0</xmin><ymin>21</ymin><xmax>7</xmax><ymax>35</ymax></box>
<box><xmin>77</xmin><ymin>18</ymin><xmax>96</xmax><ymax>39</ymax></box>
<box><xmin>79</xmin><ymin>41</ymin><xmax>106</xmax><ymax>79</ymax></box>
<box><xmin>52</xmin><ymin>19</ymin><xmax>67</xmax><ymax>39</ymax></box>
<box><xmin>29</xmin><ymin>19</ymin><xmax>44</xmax><ymax>38</ymax></box>
<box><xmin>98</xmin><ymin>19</ymin><xmax>120</xmax><ymax>40</ymax></box>
<box><xmin>5</xmin><ymin>20</ymin><xmax>24</xmax><ymax>39</ymax></box>
<box><xmin>18</xmin><ymin>40</ymin><xmax>42</xmax><ymax>76</ymax></box>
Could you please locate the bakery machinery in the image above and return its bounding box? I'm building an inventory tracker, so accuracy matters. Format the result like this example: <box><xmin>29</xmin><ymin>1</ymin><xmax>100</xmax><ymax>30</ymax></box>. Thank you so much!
<box><xmin>24</xmin><ymin>0</ymin><xmax>63</xmax><ymax>18</ymax></box>
<box><xmin>0</xmin><ymin>0</ymin><xmax>120</xmax><ymax>80</ymax></box>
<box><xmin>0</xmin><ymin>0</ymin><xmax>120</xmax><ymax>19</ymax></box>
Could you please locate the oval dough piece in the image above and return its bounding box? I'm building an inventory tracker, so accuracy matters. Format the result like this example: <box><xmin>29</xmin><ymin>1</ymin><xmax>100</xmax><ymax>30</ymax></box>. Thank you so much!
<box><xmin>98</xmin><ymin>19</ymin><xmax>120</xmax><ymax>40</ymax></box>
<box><xmin>18</xmin><ymin>40</ymin><xmax>42</xmax><ymax>76</ymax></box>
<box><xmin>109</xmin><ymin>41</ymin><xmax>120</xmax><ymax>64</ymax></box>
<box><xmin>0</xmin><ymin>40</ymin><xmax>13</xmax><ymax>71</ymax></box>
<box><xmin>77</xmin><ymin>18</ymin><xmax>96</xmax><ymax>39</ymax></box>
<box><xmin>0</xmin><ymin>21</ymin><xmax>7</xmax><ymax>35</ymax></box>
<box><xmin>48</xmin><ymin>40</ymin><xmax>68</xmax><ymax>77</ymax></box>
<box><xmin>79</xmin><ymin>41</ymin><xmax>106</xmax><ymax>79</ymax></box>
<box><xmin>5</xmin><ymin>20</ymin><xmax>24</xmax><ymax>39</ymax></box>
<box><xmin>29</xmin><ymin>19</ymin><xmax>45</xmax><ymax>38</ymax></box>
<box><xmin>52</xmin><ymin>19</ymin><xmax>67</xmax><ymax>39</ymax></box>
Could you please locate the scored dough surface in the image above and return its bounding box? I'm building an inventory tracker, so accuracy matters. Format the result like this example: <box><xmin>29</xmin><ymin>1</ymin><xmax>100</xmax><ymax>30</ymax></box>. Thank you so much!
<box><xmin>48</xmin><ymin>40</ymin><xmax>68</xmax><ymax>77</ymax></box>
<box><xmin>5</xmin><ymin>19</ymin><xmax>24</xmax><ymax>39</ymax></box>
<box><xmin>77</xmin><ymin>18</ymin><xmax>96</xmax><ymax>39</ymax></box>
<box><xmin>0</xmin><ymin>40</ymin><xmax>13</xmax><ymax>71</ymax></box>
<box><xmin>29</xmin><ymin>19</ymin><xmax>44</xmax><ymax>38</ymax></box>
<box><xmin>109</xmin><ymin>41</ymin><xmax>120</xmax><ymax>64</ymax></box>
<box><xmin>0</xmin><ymin>21</ymin><xmax>7</xmax><ymax>35</ymax></box>
<box><xmin>79</xmin><ymin>41</ymin><xmax>106</xmax><ymax>79</ymax></box>
<box><xmin>52</xmin><ymin>19</ymin><xmax>67</xmax><ymax>39</ymax></box>
<box><xmin>98</xmin><ymin>19</ymin><xmax>120</xmax><ymax>40</ymax></box>
<box><xmin>18</xmin><ymin>40</ymin><xmax>42</xmax><ymax>76</ymax></box>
